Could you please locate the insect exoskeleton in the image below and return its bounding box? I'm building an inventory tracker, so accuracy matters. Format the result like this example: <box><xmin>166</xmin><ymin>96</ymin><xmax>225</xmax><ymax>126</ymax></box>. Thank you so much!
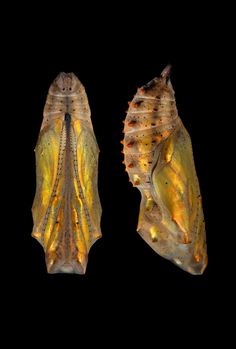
<box><xmin>32</xmin><ymin>72</ymin><xmax>102</xmax><ymax>274</ymax></box>
<box><xmin>122</xmin><ymin>65</ymin><xmax>207</xmax><ymax>275</ymax></box>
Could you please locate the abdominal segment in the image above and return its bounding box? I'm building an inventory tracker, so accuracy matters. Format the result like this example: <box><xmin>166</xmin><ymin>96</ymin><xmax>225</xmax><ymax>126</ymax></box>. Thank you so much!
<box><xmin>32</xmin><ymin>73</ymin><xmax>101</xmax><ymax>274</ymax></box>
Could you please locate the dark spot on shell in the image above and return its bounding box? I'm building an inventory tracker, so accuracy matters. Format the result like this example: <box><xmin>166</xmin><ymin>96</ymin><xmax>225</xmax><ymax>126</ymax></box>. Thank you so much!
<box><xmin>153</xmin><ymin>108</ymin><xmax>158</xmax><ymax>112</ymax></box>
<box><xmin>151</xmin><ymin>123</ymin><xmax>156</xmax><ymax>126</ymax></box>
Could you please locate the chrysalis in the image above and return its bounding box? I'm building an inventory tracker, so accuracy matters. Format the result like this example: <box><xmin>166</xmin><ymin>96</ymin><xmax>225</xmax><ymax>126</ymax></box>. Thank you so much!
<box><xmin>122</xmin><ymin>66</ymin><xmax>207</xmax><ymax>274</ymax></box>
<box><xmin>32</xmin><ymin>73</ymin><xmax>102</xmax><ymax>274</ymax></box>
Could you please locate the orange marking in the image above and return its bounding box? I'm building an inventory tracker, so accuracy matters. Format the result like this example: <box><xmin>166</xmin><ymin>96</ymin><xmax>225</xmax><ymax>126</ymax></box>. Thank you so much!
<box><xmin>156</xmin><ymin>135</ymin><xmax>163</xmax><ymax>142</ymax></box>
<box><xmin>194</xmin><ymin>254</ymin><xmax>200</xmax><ymax>263</ymax></box>
<box><xmin>128</xmin><ymin>120</ymin><xmax>136</xmax><ymax>127</ymax></box>
<box><xmin>128</xmin><ymin>163</ymin><xmax>134</xmax><ymax>168</ymax></box>
<box><xmin>138</xmin><ymin>88</ymin><xmax>145</xmax><ymax>95</ymax></box>
<box><xmin>127</xmin><ymin>142</ymin><xmax>134</xmax><ymax>148</ymax></box>
<box><xmin>161</xmin><ymin>130</ymin><xmax>170</xmax><ymax>138</ymax></box>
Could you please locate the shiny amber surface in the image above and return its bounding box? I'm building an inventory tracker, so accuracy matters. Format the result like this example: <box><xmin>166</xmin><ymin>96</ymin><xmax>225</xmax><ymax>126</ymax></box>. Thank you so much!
<box><xmin>32</xmin><ymin>73</ymin><xmax>102</xmax><ymax>274</ymax></box>
<box><xmin>123</xmin><ymin>66</ymin><xmax>207</xmax><ymax>274</ymax></box>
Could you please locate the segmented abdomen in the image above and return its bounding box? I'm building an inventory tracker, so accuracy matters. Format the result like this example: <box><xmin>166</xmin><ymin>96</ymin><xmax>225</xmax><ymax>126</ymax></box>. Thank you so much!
<box><xmin>123</xmin><ymin>78</ymin><xmax>180</xmax><ymax>187</ymax></box>
<box><xmin>42</xmin><ymin>81</ymin><xmax>92</xmax><ymax>129</ymax></box>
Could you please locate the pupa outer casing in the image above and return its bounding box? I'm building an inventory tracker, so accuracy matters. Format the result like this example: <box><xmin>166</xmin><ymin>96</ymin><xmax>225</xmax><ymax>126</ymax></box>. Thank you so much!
<box><xmin>122</xmin><ymin>66</ymin><xmax>207</xmax><ymax>275</ymax></box>
<box><xmin>32</xmin><ymin>73</ymin><xmax>102</xmax><ymax>274</ymax></box>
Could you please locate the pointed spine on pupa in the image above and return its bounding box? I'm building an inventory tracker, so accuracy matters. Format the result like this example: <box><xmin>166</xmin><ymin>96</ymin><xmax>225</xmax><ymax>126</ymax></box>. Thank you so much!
<box><xmin>122</xmin><ymin>65</ymin><xmax>179</xmax><ymax>188</ymax></box>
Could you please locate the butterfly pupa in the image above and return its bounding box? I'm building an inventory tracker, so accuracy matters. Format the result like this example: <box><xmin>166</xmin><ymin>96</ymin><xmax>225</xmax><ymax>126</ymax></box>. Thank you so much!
<box><xmin>32</xmin><ymin>73</ymin><xmax>102</xmax><ymax>274</ymax></box>
<box><xmin>122</xmin><ymin>65</ymin><xmax>207</xmax><ymax>275</ymax></box>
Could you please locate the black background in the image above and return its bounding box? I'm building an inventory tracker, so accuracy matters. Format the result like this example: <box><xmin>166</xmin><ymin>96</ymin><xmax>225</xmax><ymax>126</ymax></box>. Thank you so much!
<box><xmin>5</xmin><ymin>4</ymin><xmax>227</xmax><ymax>337</ymax></box>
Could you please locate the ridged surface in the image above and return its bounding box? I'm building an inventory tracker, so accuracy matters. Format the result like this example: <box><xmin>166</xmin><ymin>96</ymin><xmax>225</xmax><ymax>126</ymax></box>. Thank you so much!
<box><xmin>122</xmin><ymin>66</ymin><xmax>207</xmax><ymax>274</ymax></box>
<box><xmin>32</xmin><ymin>73</ymin><xmax>102</xmax><ymax>274</ymax></box>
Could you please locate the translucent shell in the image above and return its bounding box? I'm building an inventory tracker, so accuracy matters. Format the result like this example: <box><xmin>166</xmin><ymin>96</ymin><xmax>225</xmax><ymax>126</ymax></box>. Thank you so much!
<box><xmin>122</xmin><ymin>66</ymin><xmax>207</xmax><ymax>275</ymax></box>
<box><xmin>32</xmin><ymin>73</ymin><xmax>102</xmax><ymax>274</ymax></box>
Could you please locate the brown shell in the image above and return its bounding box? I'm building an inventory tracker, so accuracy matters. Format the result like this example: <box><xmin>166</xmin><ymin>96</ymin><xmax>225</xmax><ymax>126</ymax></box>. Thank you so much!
<box><xmin>32</xmin><ymin>73</ymin><xmax>102</xmax><ymax>274</ymax></box>
<box><xmin>122</xmin><ymin>66</ymin><xmax>207</xmax><ymax>275</ymax></box>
